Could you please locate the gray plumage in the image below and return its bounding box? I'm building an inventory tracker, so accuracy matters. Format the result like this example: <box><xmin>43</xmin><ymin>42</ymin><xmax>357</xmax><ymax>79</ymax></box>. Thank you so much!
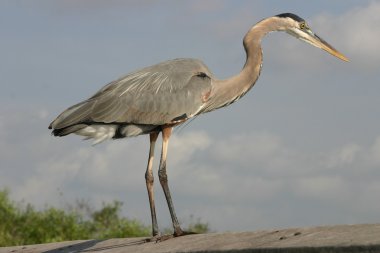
<box><xmin>49</xmin><ymin>13</ymin><xmax>348</xmax><ymax>239</ymax></box>
<box><xmin>50</xmin><ymin>58</ymin><xmax>213</xmax><ymax>143</ymax></box>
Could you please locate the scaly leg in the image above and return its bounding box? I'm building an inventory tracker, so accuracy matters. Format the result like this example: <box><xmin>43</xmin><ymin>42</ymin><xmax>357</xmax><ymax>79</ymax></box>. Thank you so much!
<box><xmin>145</xmin><ymin>132</ymin><xmax>159</xmax><ymax>237</ymax></box>
<box><xmin>158</xmin><ymin>127</ymin><xmax>184</xmax><ymax>237</ymax></box>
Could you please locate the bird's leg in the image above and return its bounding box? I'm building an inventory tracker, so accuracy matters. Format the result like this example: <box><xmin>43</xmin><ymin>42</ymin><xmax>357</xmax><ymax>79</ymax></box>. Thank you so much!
<box><xmin>145</xmin><ymin>132</ymin><xmax>160</xmax><ymax>238</ymax></box>
<box><xmin>158</xmin><ymin>127</ymin><xmax>184</xmax><ymax>237</ymax></box>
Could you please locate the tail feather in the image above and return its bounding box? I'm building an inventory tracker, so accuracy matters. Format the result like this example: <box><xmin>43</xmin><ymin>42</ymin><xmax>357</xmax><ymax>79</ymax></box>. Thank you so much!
<box><xmin>50</xmin><ymin>122</ymin><xmax>159</xmax><ymax>145</ymax></box>
<box><xmin>51</xmin><ymin>124</ymin><xmax>117</xmax><ymax>145</ymax></box>
<box><xmin>51</xmin><ymin>124</ymin><xmax>87</xmax><ymax>137</ymax></box>
<box><xmin>50</xmin><ymin>100</ymin><xmax>93</xmax><ymax>130</ymax></box>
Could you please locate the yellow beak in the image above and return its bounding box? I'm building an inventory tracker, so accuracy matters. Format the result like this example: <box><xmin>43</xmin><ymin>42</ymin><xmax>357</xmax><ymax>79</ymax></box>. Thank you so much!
<box><xmin>309</xmin><ymin>33</ymin><xmax>349</xmax><ymax>62</ymax></box>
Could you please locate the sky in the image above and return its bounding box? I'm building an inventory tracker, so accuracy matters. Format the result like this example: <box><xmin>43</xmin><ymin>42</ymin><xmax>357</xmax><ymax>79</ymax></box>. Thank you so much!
<box><xmin>1</xmin><ymin>1</ymin><xmax>380</xmax><ymax>232</ymax></box>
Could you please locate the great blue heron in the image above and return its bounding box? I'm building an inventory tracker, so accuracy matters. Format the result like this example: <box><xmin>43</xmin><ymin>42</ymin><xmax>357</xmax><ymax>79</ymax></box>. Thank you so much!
<box><xmin>49</xmin><ymin>13</ymin><xmax>348</xmax><ymax>240</ymax></box>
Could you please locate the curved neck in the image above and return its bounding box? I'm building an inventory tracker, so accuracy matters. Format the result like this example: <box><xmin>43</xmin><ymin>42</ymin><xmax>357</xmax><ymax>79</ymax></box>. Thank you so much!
<box><xmin>204</xmin><ymin>18</ymin><xmax>280</xmax><ymax>112</ymax></box>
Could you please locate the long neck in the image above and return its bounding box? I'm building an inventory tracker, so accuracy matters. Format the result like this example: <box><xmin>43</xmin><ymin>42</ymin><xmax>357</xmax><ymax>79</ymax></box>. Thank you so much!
<box><xmin>204</xmin><ymin>18</ymin><xmax>278</xmax><ymax>112</ymax></box>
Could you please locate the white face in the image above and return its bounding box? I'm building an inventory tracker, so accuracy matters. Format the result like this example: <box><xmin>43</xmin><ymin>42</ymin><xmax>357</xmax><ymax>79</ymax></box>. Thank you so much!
<box><xmin>282</xmin><ymin>17</ymin><xmax>348</xmax><ymax>62</ymax></box>
<box><xmin>286</xmin><ymin>20</ymin><xmax>315</xmax><ymax>45</ymax></box>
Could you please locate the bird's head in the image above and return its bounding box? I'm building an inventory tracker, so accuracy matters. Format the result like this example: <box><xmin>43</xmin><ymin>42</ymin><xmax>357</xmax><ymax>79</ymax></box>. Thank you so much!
<box><xmin>274</xmin><ymin>13</ymin><xmax>349</xmax><ymax>62</ymax></box>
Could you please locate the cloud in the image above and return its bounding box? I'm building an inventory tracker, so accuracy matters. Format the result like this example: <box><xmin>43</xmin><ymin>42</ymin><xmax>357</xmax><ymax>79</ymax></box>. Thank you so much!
<box><xmin>293</xmin><ymin>176</ymin><xmax>347</xmax><ymax>199</ymax></box>
<box><xmin>170</xmin><ymin>131</ymin><xmax>212</xmax><ymax>168</ymax></box>
<box><xmin>326</xmin><ymin>143</ymin><xmax>362</xmax><ymax>168</ymax></box>
<box><xmin>174</xmin><ymin>130</ymin><xmax>380</xmax><ymax>229</ymax></box>
<box><xmin>368</xmin><ymin>136</ymin><xmax>380</xmax><ymax>166</ymax></box>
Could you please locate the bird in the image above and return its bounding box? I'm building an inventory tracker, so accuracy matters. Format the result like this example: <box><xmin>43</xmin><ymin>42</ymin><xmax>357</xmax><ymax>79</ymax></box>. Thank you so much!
<box><xmin>49</xmin><ymin>13</ymin><xmax>348</xmax><ymax>240</ymax></box>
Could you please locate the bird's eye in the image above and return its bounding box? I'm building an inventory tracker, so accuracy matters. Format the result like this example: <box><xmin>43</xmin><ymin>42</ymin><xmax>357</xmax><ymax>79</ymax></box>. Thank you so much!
<box><xmin>299</xmin><ymin>22</ymin><xmax>308</xmax><ymax>30</ymax></box>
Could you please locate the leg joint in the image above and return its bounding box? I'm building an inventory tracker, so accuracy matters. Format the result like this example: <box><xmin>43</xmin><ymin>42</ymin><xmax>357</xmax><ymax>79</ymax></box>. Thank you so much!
<box><xmin>145</xmin><ymin>171</ymin><xmax>154</xmax><ymax>184</ymax></box>
<box><xmin>158</xmin><ymin>167</ymin><xmax>168</xmax><ymax>183</ymax></box>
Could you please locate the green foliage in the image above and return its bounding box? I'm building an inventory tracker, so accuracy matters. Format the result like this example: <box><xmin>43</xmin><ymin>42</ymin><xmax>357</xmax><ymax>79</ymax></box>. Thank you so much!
<box><xmin>89</xmin><ymin>201</ymin><xmax>150</xmax><ymax>238</ymax></box>
<box><xmin>187</xmin><ymin>215</ymin><xmax>210</xmax><ymax>234</ymax></box>
<box><xmin>0</xmin><ymin>190</ymin><xmax>210</xmax><ymax>247</ymax></box>
<box><xmin>0</xmin><ymin>190</ymin><xmax>148</xmax><ymax>246</ymax></box>
<box><xmin>0</xmin><ymin>189</ymin><xmax>17</xmax><ymax>246</ymax></box>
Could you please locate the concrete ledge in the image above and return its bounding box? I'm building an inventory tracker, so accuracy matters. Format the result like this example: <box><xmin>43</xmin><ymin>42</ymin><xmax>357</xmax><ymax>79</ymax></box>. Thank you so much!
<box><xmin>1</xmin><ymin>224</ymin><xmax>379</xmax><ymax>253</ymax></box>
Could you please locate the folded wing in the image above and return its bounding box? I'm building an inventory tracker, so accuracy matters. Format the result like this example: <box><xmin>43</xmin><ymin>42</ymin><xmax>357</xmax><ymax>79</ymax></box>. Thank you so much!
<box><xmin>49</xmin><ymin>58</ymin><xmax>214</xmax><ymax>135</ymax></box>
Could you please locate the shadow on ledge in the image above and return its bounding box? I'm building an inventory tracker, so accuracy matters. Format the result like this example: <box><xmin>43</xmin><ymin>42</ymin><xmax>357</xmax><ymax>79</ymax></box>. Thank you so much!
<box><xmin>42</xmin><ymin>238</ymin><xmax>148</xmax><ymax>253</ymax></box>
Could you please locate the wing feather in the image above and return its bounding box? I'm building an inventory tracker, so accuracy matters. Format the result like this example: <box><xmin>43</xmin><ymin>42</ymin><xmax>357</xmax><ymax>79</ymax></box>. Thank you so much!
<box><xmin>50</xmin><ymin>58</ymin><xmax>213</xmax><ymax>129</ymax></box>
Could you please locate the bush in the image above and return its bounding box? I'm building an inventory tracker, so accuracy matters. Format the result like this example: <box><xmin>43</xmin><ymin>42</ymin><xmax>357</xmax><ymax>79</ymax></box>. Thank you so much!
<box><xmin>0</xmin><ymin>190</ymin><xmax>210</xmax><ymax>246</ymax></box>
<box><xmin>187</xmin><ymin>215</ymin><xmax>210</xmax><ymax>234</ymax></box>
<box><xmin>0</xmin><ymin>190</ymin><xmax>149</xmax><ymax>246</ymax></box>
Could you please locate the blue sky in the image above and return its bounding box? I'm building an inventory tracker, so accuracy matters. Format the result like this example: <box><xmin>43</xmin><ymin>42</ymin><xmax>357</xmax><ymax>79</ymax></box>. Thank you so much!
<box><xmin>1</xmin><ymin>1</ymin><xmax>380</xmax><ymax>232</ymax></box>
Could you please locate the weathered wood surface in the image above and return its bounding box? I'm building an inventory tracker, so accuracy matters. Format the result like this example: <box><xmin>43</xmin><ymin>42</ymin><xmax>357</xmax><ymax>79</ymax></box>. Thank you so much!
<box><xmin>1</xmin><ymin>224</ymin><xmax>380</xmax><ymax>253</ymax></box>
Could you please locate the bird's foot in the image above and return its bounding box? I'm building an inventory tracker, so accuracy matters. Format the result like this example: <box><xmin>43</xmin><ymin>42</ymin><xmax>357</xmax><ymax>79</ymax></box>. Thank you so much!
<box><xmin>145</xmin><ymin>230</ymin><xmax>198</xmax><ymax>243</ymax></box>
<box><xmin>174</xmin><ymin>230</ymin><xmax>198</xmax><ymax>237</ymax></box>
<box><xmin>162</xmin><ymin>230</ymin><xmax>198</xmax><ymax>241</ymax></box>
<box><xmin>144</xmin><ymin>234</ymin><xmax>166</xmax><ymax>243</ymax></box>
<box><xmin>144</xmin><ymin>233</ymin><xmax>174</xmax><ymax>243</ymax></box>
